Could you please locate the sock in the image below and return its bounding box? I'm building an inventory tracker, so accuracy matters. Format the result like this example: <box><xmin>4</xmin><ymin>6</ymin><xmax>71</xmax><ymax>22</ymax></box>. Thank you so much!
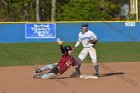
<box><xmin>95</xmin><ymin>65</ymin><xmax>99</xmax><ymax>74</ymax></box>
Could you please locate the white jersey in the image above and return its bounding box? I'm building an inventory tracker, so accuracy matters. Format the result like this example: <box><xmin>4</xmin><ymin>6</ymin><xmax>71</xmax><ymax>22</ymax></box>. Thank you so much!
<box><xmin>76</xmin><ymin>30</ymin><xmax>98</xmax><ymax>48</ymax></box>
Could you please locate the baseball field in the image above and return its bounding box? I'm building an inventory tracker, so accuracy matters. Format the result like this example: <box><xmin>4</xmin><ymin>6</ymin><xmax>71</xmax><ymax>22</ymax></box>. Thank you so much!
<box><xmin>0</xmin><ymin>42</ymin><xmax>140</xmax><ymax>93</ymax></box>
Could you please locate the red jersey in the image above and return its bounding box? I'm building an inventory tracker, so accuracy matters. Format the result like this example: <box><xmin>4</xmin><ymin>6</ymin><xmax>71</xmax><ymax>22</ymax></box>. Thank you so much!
<box><xmin>58</xmin><ymin>54</ymin><xmax>77</xmax><ymax>74</ymax></box>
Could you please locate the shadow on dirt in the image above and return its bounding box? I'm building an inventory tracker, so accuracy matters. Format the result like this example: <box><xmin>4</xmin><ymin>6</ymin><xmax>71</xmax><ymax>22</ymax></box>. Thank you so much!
<box><xmin>99</xmin><ymin>72</ymin><xmax>125</xmax><ymax>77</ymax></box>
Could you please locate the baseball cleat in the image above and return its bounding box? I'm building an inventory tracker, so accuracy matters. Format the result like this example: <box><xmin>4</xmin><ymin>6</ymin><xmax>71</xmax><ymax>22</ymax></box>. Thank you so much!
<box><xmin>35</xmin><ymin>69</ymin><xmax>42</xmax><ymax>73</ymax></box>
<box><xmin>95</xmin><ymin>73</ymin><xmax>99</xmax><ymax>77</ymax></box>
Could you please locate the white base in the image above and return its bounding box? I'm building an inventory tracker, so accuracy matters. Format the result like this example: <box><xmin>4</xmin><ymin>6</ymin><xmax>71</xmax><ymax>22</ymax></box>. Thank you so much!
<box><xmin>80</xmin><ymin>75</ymin><xmax>98</xmax><ymax>79</ymax></box>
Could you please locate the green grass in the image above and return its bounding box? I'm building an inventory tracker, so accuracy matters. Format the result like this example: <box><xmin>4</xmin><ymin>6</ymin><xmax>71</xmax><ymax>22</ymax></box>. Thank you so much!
<box><xmin>96</xmin><ymin>42</ymin><xmax>140</xmax><ymax>62</ymax></box>
<box><xmin>0</xmin><ymin>42</ymin><xmax>140</xmax><ymax>67</ymax></box>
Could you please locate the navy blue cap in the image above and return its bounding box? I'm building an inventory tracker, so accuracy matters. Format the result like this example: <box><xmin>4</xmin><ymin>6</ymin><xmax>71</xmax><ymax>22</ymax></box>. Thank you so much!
<box><xmin>81</xmin><ymin>22</ymin><xmax>88</xmax><ymax>27</ymax></box>
<box><xmin>64</xmin><ymin>46</ymin><xmax>72</xmax><ymax>53</ymax></box>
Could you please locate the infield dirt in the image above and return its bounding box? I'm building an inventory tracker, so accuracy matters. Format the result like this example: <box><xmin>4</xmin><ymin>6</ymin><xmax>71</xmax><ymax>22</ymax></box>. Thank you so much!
<box><xmin>0</xmin><ymin>62</ymin><xmax>139</xmax><ymax>93</ymax></box>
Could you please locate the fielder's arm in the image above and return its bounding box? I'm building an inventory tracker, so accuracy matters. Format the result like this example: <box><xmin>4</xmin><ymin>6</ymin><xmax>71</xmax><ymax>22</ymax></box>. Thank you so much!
<box><xmin>73</xmin><ymin>41</ymin><xmax>80</xmax><ymax>51</ymax></box>
<box><xmin>73</xmin><ymin>33</ymin><xmax>81</xmax><ymax>50</ymax></box>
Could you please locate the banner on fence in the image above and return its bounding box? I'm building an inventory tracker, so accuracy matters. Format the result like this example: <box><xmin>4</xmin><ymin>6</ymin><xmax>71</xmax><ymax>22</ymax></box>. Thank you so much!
<box><xmin>25</xmin><ymin>24</ymin><xmax>56</xmax><ymax>38</ymax></box>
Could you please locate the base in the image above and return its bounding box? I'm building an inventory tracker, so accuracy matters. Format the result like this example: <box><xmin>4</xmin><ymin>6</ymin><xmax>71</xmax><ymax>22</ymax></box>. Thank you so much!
<box><xmin>80</xmin><ymin>75</ymin><xmax>98</xmax><ymax>79</ymax></box>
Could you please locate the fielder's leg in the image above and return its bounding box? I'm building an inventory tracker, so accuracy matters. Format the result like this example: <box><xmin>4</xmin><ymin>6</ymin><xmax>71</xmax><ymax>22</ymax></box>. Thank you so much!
<box><xmin>89</xmin><ymin>47</ymin><xmax>99</xmax><ymax>77</ymax></box>
<box><xmin>70</xmin><ymin>48</ymin><xmax>88</xmax><ymax>77</ymax></box>
<box><xmin>70</xmin><ymin>58</ymin><xmax>81</xmax><ymax>77</ymax></box>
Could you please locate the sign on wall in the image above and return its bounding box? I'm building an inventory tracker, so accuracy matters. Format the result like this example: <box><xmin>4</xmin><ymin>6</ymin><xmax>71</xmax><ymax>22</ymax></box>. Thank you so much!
<box><xmin>25</xmin><ymin>24</ymin><xmax>56</xmax><ymax>38</ymax></box>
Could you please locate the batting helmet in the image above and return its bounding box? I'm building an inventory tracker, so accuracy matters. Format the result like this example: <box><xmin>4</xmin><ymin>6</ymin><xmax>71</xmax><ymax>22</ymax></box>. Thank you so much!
<box><xmin>64</xmin><ymin>46</ymin><xmax>73</xmax><ymax>53</ymax></box>
<box><xmin>81</xmin><ymin>22</ymin><xmax>88</xmax><ymax>27</ymax></box>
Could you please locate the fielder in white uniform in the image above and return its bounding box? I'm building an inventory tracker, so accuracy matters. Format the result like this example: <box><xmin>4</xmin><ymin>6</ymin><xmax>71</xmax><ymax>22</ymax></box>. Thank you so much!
<box><xmin>71</xmin><ymin>22</ymin><xmax>99</xmax><ymax>77</ymax></box>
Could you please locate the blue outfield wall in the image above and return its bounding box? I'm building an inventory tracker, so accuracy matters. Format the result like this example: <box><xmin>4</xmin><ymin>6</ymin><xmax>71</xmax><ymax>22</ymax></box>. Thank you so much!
<box><xmin>0</xmin><ymin>22</ymin><xmax>140</xmax><ymax>43</ymax></box>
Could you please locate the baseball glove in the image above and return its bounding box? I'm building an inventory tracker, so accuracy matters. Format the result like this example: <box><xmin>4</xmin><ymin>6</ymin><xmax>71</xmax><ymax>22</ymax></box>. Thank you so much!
<box><xmin>89</xmin><ymin>38</ymin><xmax>98</xmax><ymax>44</ymax></box>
